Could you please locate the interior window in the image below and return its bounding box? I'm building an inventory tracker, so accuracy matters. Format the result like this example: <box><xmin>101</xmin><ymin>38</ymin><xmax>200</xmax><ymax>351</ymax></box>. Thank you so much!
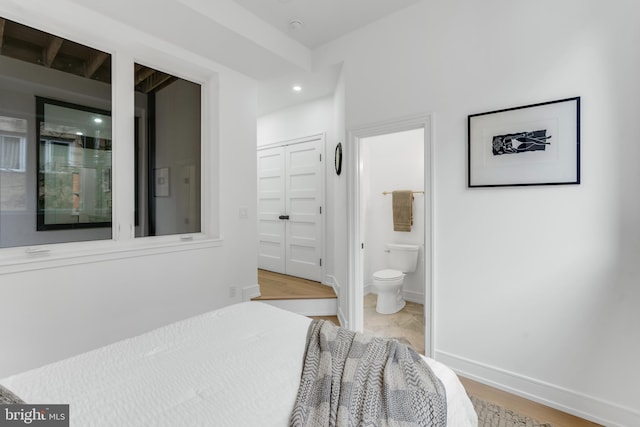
<box><xmin>134</xmin><ymin>63</ymin><xmax>201</xmax><ymax>237</ymax></box>
<box><xmin>0</xmin><ymin>16</ymin><xmax>112</xmax><ymax>248</ymax></box>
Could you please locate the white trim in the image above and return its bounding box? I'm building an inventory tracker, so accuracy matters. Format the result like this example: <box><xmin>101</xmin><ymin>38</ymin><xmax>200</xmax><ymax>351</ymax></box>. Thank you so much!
<box><xmin>111</xmin><ymin>50</ymin><xmax>135</xmax><ymax>242</ymax></box>
<box><xmin>0</xmin><ymin>237</ymin><xmax>223</xmax><ymax>275</ymax></box>
<box><xmin>337</xmin><ymin>306</ymin><xmax>347</xmax><ymax>328</ymax></box>
<box><xmin>256</xmin><ymin>133</ymin><xmax>324</xmax><ymax>151</ymax></box>
<box><xmin>402</xmin><ymin>290</ymin><xmax>424</xmax><ymax>305</ymax></box>
<box><xmin>436</xmin><ymin>350</ymin><xmax>640</xmax><ymax>427</ymax></box>
<box><xmin>0</xmin><ymin>16</ymin><xmax>220</xmax><ymax>263</ymax></box>
<box><xmin>363</xmin><ymin>284</ymin><xmax>373</xmax><ymax>296</ymax></box>
<box><xmin>259</xmin><ymin>298</ymin><xmax>337</xmax><ymax>317</ymax></box>
<box><xmin>327</xmin><ymin>274</ymin><xmax>347</xmax><ymax>327</ymax></box>
<box><xmin>202</xmin><ymin>72</ymin><xmax>220</xmax><ymax>239</ymax></box>
<box><xmin>324</xmin><ymin>274</ymin><xmax>336</xmax><ymax>288</ymax></box>
<box><xmin>347</xmin><ymin>114</ymin><xmax>435</xmax><ymax>357</ymax></box>
<box><xmin>426</xmin><ymin>114</ymin><xmax>436</xmax><ymax>358</ymax></box>
<box><xmin>364</xmin><ymin>284</ymin><xmax>425</xmax><ymax>305</ymax></box>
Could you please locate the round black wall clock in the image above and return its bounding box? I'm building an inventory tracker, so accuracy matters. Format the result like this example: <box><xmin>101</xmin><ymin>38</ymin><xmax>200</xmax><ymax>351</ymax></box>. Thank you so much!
<box><xmin>334</xmin><ymin>142</ymin><xmax>343</xmax><ymax>175</ymax></box>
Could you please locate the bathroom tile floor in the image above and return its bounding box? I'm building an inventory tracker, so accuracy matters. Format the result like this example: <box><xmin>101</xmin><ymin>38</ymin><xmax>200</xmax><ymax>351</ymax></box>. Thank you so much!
<box><xmin>363</xmin><ymin>293</ymin><xmax>425</xmax><ymax>355</ymax></box>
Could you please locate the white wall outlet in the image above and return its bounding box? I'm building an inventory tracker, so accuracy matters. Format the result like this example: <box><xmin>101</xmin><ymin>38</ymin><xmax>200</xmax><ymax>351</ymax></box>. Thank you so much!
<box><xmin>239</xmin><ymin>207</ymin><xmax>248</xmax><ymax>219</ymax></box>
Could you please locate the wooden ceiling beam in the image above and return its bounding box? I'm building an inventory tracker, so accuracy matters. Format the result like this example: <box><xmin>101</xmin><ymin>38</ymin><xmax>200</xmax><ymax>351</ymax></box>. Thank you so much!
<box><xmin>141</xmin><ymin>73</ymin><xmax>173</xmax><ymax>93</ymax></box>
<box><xmin>0</xmin><ymin>18</ymin><xmax>6</xmax><ymax>53</ymax></box>
<box><xmin>43</xmin><ymin>36</ymin><xmax>63</xmax><ymax>67</ymax></box>
<box><xmin>135</xmin><ymin>67</ymin><xmax>156</xmax><ymax>85</ymax></box>
<box><xmin>85</xmin><ymin>51</ymin><xmax>108</xmax><ymax>78</ymax></box>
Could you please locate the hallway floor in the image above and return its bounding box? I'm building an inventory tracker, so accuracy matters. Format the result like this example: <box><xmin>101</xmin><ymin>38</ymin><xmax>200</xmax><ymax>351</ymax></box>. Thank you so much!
<box><xmin>254</xmin><ymin>269</ymin><xmax>336</xmax><ymax>300</ymax></box>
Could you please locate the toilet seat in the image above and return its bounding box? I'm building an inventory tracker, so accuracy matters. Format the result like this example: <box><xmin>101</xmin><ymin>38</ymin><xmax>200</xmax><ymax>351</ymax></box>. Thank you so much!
<box><xmin>372</xmin><ymin>269</ymin><xmax>404</xmax><ymax>281</ymax></box>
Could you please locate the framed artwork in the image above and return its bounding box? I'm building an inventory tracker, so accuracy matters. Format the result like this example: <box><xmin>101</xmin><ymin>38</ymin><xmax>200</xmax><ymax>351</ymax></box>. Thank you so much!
<box><xmin>468</xmin><ymin>97</ymin><xmax>580</xmax><ymax>187</ymax></box>
<box><xmin>154</xmin><ymin>167</ymin><xmax>170</xmax><ymax>197</ymax></box>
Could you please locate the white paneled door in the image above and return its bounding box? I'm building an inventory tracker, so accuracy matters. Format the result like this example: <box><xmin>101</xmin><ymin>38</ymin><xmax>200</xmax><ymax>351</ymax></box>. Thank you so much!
<box><xmin>257</xmin><ymin>146</ymin><xmax>286</xmax><ymax>273</ymax></box>
<box><xmin>257</xmin><ymin>136</ymin><xmax>323</xmax><ymax>282</ymax></box>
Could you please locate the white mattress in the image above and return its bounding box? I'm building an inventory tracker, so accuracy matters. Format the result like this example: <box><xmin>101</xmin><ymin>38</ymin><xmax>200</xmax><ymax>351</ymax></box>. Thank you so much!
<box><xmin>1</xmin><ymin>302</ymin><xmax>477</xmax><ymax>426</ymax></box>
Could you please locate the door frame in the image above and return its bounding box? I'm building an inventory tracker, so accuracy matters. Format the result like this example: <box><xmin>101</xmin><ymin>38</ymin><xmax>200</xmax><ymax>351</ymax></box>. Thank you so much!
<box><xmin>257</xmin><ymin>133</ymin><xmax>326</xmax><ymax>283</ymax></box>
<box><xmin>347</xmin><ymin>115</ymin><xmax>435</xmax><ymax>357</ymax></box>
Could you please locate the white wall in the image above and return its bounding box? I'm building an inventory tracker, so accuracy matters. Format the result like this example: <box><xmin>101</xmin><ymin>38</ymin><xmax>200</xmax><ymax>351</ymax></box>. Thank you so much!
<box><xmin>257</xmin><ymin>96</ymin><xmax>333</xmax><ymax>146</ymax></box>
<box><xmin>315</xmin><ymin>0</ymin><xmax>640</xmax><ymax>425</ymax></box>
<box><xmin>361</xmin><ymin>129</ymin><xmax>424</xmax><ymax>302</ymax></box>
<box><xmin>0</xmin><ymin>4</ymin><xmax>258</xmax><ymax>378</ymax></box>
<box><xmin>331</xmin><ymin>69</ymin><xmax>348</xmax><ymax>326</ymax></box>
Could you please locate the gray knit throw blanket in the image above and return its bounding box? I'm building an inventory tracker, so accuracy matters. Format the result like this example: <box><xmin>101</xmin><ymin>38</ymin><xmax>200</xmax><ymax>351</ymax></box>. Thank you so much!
<box><xmin>290</xmin><ymin>320</ymin><xmax>447</xmax><ymax>427</ymax></box>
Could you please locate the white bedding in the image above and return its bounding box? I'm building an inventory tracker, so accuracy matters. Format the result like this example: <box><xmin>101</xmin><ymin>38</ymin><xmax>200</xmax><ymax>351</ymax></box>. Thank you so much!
<box><xmin>1</xmin><ymin>302</ymin><xmax>477</xmax><ymax>426</ymax></box>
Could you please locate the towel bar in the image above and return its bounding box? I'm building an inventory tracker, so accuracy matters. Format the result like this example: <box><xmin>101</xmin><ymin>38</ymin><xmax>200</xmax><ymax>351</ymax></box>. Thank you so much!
<box><xmin>382</xmin><ymin>190</ymin><xmax>424</xmax><ymax>195</ymax></box>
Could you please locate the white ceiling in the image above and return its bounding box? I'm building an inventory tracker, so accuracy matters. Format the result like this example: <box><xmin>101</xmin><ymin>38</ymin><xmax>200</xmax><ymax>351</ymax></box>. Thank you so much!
<box><xmin>61</xmin><ymin>0</ymin><xmax>422</xmax><ymax>115</ymax></box>
<box><xmin>233</xmin><ymin>0</ymin><xmax>423</xmax><ymax>115</ymax></box>
<box><xmin>258</xmin><ymin>63</ymin><xmax>343</xmax><ymax>115</ymax></box>
<box><xmin>232</xmin><ymin>0</ymin><xmax>423</xmax><ymax>49</ymax></box>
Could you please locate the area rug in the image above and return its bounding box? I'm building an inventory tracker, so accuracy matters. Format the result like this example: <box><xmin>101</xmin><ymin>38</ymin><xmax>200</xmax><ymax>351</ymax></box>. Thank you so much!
<box><xmin>470</xmin><ymin>395</ymin><xmax>553</xmax><ymax>427</ymax></box>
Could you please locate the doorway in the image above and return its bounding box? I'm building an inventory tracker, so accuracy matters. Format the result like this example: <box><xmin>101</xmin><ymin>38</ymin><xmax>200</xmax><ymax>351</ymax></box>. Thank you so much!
<box><xmin>257</xmin><ymin>134</ymin><xmax>325</xmax><ymax>282</ymax></box>
<box><xmin>347</xmin><ymin>115</ymin><xmax>434</xmax><ymax>357</ymax></box>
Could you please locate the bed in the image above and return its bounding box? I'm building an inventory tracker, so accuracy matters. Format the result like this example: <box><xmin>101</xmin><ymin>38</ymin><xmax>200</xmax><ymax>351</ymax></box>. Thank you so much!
<box><xmin>1</xmin><ymin>302</ymin><xmax>477</xmax><ymax>426</ymax></box>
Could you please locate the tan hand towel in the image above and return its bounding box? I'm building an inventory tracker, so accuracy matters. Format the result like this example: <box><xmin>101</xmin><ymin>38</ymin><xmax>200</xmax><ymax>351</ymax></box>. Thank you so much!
<box><xmin>392</xmin><ymin>190</ymin><xmax>413</xmax><ymax>232</ymax></box>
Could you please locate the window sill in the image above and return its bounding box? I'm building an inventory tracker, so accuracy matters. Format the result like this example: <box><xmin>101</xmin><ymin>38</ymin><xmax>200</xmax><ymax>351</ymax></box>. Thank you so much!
<box><xmin>0</xmin><ymin>236</ymin><xmax>223</xmax><ymax>275</ymax></box>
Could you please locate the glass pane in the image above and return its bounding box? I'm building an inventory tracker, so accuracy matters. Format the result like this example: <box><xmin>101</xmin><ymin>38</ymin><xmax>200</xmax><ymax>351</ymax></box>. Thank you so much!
<box><xmin>134</xmin><ymin>64</ymin><xmax>201</xmax><ymax>237</ymax></box>
<box><xmin>0</xmin><ymin>135</ymin><xmax>25</xmax><ymax>171</ymax></box>
<box><xmin>0</xmin><ymin>17</ymin><xmax>111</xmax><ymax>248</ymax></box>
<box><xmin>0</xmin><ymin>119</ymin><xmax>28</xmax><ymax>212</ymax></box>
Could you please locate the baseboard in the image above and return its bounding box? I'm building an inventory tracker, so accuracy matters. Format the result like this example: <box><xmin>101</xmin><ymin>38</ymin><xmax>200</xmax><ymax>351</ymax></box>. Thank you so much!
<box><xmin>324</xmin><ymin>274</ymin><xmax>336</xmax><ymax>288</ymax></box>
<box><xmin>328</xmin><ymin>274</ymin><xmax>347</xmax><ymax>327</ymax></box>
<box><xmin>403</xmin><ymin>289</ymin><xmax>424</xmax><ymax>305</ymax></box>
<box><xmin>364</xmin><ymin>284</ymin><xmax>373</xmax><ymax>295</ymax></box>
<box><xmin>364</xmin><ymin>285</ymin><xmax>424</xmax><ymax>305</ymax></box>
<box><xmin>337</xmin><ymin>306</ymin><xmax>347</xmax><ymax>328</ymax></box>
<box><xmin>259</xmin><ymin>298</ymin><xmax>337</xmax><ymax>316</ymax></box>
<box><xmin>242</xmin><ymin>284</ymin><xmax>261</xmax><ymax>301</ymax></box>
<box><xmin>436</xmin><ymin>350</ymin><xmax>640</xmax><ymax>427</ymax></box>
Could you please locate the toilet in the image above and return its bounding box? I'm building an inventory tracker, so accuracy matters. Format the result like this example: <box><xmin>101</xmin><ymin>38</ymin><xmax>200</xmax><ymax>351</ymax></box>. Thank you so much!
<box><xmin>372</xmin><ymin>243</ymin><xmax>420</xmax><ymax>314</ymax></box>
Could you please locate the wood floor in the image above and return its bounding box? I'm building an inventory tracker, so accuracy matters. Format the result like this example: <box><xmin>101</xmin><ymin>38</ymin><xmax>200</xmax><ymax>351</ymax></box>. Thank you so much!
<box><xmin>459</xmin><ymin>377</ymin><xmax>602</xmax><ymax>427</ymax></box>
<box><xmin>309</xmin><ymin>315</ymin><xmax>340</xmax><ymax>325</ymax></box>
<box><xmin>254</xmin><ymin>269</ymin><xmax>337</xmax><ymax>300</ymax></box>
<box><xmin>256</xmin><ymin>270</ymin><xmax>600</xmax><ymax>427</ymax></box>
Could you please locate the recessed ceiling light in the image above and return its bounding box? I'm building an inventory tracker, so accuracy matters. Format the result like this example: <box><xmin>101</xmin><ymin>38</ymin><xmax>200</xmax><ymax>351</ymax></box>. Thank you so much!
<box><xmin>292</xmin><ymin>85</ymin><xmax>302</xmax><ymax>92</ymax></box>
<box><xmin>93</xmin><ymin>118</ymin><xmax>103</xmax><ymax>124</ymax></box>
<box><xmin>75</xmin><ymin>132</ymin><xmax>83</xmax><ymax>136</ymax></box>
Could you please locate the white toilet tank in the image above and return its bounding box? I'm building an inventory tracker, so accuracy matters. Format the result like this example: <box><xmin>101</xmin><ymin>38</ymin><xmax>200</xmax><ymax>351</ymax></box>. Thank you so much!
<box><xmin>386</xmin><ymin>243</ymin><xmax>420</xmax><ymax>272</ymax></box>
